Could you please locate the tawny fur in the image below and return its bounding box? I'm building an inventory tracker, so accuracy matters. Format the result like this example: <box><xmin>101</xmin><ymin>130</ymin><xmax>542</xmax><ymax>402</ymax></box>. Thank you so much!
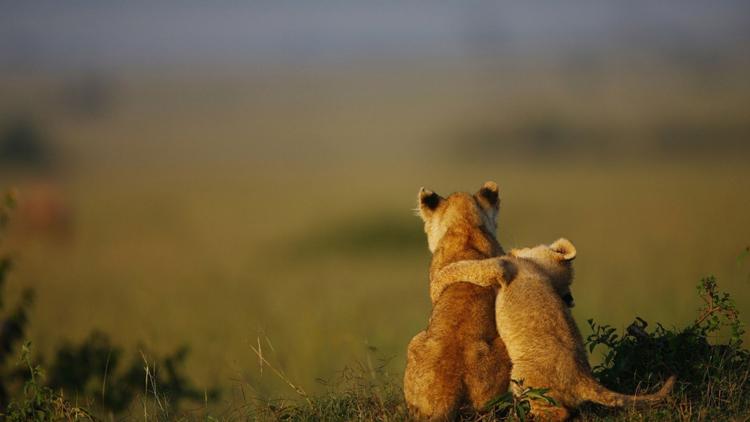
<box><xmin>435</xmin><ymin>239</ymin><xmax>675</xmax><ymax>421</ymax></box>
<box><xmin>403</xmin><ymin>182</ymin><xmax>511</xmax><ymax>421</ymax></box>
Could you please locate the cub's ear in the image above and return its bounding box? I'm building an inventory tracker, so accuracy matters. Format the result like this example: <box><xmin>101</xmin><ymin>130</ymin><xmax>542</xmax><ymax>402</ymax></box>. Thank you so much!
<box><xmin>475</xmin><ymin>181</ymin><xmax>500</xmax><ymax>209</ymax></box>
<box><xmin>550</xmin><ymin>238</ymin><xmax>577</xmax><ymax>261</ymax></box>
<box><xmin>417</xmin><ymin>187</ymin><xmax>444</xmax><ymax>218</ymax></box>
<box><xmin>497</xmin><ymin>257</ymin><xmax>518</xmax><ymax>288</ymax></box>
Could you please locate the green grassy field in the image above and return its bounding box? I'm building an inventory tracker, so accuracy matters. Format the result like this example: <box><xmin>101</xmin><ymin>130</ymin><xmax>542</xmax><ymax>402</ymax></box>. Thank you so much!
<box><xmin>1</xmin><ymin>63</ymin><xmax>749</xmax><ymax>418</ymax></box>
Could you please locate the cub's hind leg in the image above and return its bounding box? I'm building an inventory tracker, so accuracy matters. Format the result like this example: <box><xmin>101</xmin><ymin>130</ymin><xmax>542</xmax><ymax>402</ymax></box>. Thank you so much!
<box><xmin>529</xmin><ymin>402</ymin><xmax>570</xmax><ymax>422</ymax></box>
<box><xmin>464</xmin><ymin>337</ymin><xmax>511</xmax><ymax>412</ymax></box>
<box><xmin>404</xmin><ymin>331</ymin><xmax>462</xmax><ymax>420</ymax></box>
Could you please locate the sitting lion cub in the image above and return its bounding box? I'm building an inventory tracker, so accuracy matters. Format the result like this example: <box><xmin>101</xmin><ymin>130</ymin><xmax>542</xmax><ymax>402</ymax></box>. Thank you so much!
<box><xmin>435</xmin><ymin>239</ymin><xmax>675</xmax><ymax>421</ymax></box>
<box><xmin>404</xmin><ymin>182</ymin><xmax>511</xmax><ymax>420</ymax></box>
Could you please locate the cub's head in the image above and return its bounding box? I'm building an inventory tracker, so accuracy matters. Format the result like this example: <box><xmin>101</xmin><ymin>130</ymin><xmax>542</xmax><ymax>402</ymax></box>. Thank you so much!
<box><xmin>509</xmin><ymin>238</ymin><xmax>577</xmax><ymax>306</ymax></box>
<box><xmin>416</xmin><ymin>181</ymin><xmax>500</xmax><ymax>252</ymax></box>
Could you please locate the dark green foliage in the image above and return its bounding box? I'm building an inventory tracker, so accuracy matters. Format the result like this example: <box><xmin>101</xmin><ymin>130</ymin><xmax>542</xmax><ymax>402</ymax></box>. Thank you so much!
<box><xmin>484</xmin><ymin>380</ymin><xmax>558</xmax><ymax>422</ymax></box>
<box><xmin>3</xmin><ymin>343</ymin><xmax>92</xmax><ymax>421</ymax></box>
<box><xmin>0</xmin><ymin>190</ymin><xmax>34</xmax><ymax>407</ymax></box>
<box><xmin>584</xmin><ymin>276</ymin><xmax>750</xmax><ymax>419</ymax></box>
<box><xmin>0</xmin><ymin>116</ymin><xmax>53</xmax><ymax>167</ymax></box>
<box><xmin>0</xmin><ymin>279</ymin><xmax>34</xmax><ymax>367</ymax></box>
<box><xmin>46</xmin><ymin>331</ymin><xmax>219</xmax><ymax>414</ymax></box>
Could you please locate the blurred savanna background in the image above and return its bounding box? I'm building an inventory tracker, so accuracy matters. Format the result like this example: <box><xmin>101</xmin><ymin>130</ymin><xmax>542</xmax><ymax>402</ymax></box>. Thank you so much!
<box><xmin>1</xmin><ymin>0</ymin><xmax>749</xmax><ymax>413</ymax></box>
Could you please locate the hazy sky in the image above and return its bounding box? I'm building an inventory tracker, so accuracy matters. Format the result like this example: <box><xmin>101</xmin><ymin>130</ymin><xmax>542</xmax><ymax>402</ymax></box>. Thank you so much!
<box><xmin>1</xmin><ymin>1</ymin><xmax>748</xmax><ymax>70</ymax></box>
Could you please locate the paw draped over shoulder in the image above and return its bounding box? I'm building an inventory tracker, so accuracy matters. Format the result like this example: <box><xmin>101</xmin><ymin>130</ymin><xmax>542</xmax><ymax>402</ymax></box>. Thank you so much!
<box><xmin>429</xmin><ymin>257</ymin><xmax>504</xmax><ymax>303</ymax></box>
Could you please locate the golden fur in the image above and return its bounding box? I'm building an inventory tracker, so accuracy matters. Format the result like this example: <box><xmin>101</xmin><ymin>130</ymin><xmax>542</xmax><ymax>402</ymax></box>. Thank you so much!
<box><xmin>436</xmin><ymin>239</ymin><xmax>675</xmax><ymax>421</ymax></box>
<box><xmin>403</xmin><ymin>181</ymin><xmax>511</xmax><ymax>420</ymax></box>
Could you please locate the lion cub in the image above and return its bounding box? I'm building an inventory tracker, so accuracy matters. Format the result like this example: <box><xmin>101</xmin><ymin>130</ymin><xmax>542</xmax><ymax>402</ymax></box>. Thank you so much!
<box><xmin>404</xmin><ymin>182</ymin><xmax>511</xmax><ymax>420</ymax></box>
<box><xmin>435</xmin><ymin>239</ymin><xmax>675</xmax><ymax>421</ymax></box>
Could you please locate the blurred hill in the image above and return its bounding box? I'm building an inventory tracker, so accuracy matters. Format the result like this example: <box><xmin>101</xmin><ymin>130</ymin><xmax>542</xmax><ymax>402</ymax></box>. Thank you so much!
<box><xmin>2</xmin><ymin>1</ymin><xmax>749</xmax><ymax>165</ymax></box>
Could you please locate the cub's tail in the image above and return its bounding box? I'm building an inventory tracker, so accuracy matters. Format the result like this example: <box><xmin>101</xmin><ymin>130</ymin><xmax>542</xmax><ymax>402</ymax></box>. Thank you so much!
<box><xmin>579</xmin><ymin>375</ymin><xmax>676</xmax><ymax>408</ymax></box>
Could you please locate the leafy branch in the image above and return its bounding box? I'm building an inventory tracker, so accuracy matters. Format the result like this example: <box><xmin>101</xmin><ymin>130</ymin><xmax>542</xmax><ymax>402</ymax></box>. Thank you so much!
<box><xmin>484</xmin><ymin>379</ymin><xmax>558</xmax><ymax>421</ymax></box>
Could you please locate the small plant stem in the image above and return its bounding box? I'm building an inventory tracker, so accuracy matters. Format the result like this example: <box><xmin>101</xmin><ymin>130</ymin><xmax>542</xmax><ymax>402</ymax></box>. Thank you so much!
<box><xmin>249</xmin><ymin>345</ymin><xmax>313</xmax><ymax>408</ymax></box>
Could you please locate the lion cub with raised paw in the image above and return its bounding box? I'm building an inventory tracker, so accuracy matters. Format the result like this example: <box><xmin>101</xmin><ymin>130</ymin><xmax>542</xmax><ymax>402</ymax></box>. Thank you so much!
<box><xmin>404</xmin><ymin>181</ymin><xmax>511</xmax><ymax>421</ymax></box>
<box><xmin>435</xmin><ymin>239</ymin><xmax>675</xmax><ymax>421</ymax></box>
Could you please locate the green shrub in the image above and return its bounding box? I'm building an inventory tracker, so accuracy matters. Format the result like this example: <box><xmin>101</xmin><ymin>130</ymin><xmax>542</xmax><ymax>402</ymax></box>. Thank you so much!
<box><xmin>3</xmin><ymin>343</ymin><xmax>92</xmax><ymax>421</ymax></box>
<box><xmin>483</xmin><ymin>380</ymin><xmax>558</xmax><ymax>422</ymax></box>
<box><xmin>0</xmin><ymin>116</ymin><xmax>54</xmax><ymax>168</ymax></box>
<box><xmin>583</xmin><ymin>276</ymin><xmax>750</xmax><ymax>419</ymax></box>
<box><xmin>45</xmin><ymin>331</ymin><xmax>219</xmax><ymax>415</ymax></box>
<box><xmin>0</xmin><ymin>189</ymin><xmax>33</xmax><ymax>408</ymax></box>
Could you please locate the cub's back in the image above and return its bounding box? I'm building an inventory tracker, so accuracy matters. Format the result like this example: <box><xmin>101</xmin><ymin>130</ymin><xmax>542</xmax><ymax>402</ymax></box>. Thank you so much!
<box><xmin>496</xmin><ymin>274</ymin><xmax>584</xmax><ymax>365</ymax></box>
<box><xmin>429</xmin><ymin>283</ymin><xmax>497</xmax><ymax>341</ymax></box>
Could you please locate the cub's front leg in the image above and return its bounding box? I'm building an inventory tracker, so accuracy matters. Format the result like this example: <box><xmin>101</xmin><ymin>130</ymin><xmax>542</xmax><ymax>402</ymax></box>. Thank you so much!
<box><xmin>430</xmin><ymin>257</ymin><xmax>507</xmax><ymax>303</ymax></box>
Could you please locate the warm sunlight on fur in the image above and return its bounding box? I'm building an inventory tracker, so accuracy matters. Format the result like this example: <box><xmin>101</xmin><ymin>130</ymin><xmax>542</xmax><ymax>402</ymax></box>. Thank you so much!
<box><xmin>404</xmin><ymin>181</ymin><xmax>509</xmax><ymax>420</ymax></box>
